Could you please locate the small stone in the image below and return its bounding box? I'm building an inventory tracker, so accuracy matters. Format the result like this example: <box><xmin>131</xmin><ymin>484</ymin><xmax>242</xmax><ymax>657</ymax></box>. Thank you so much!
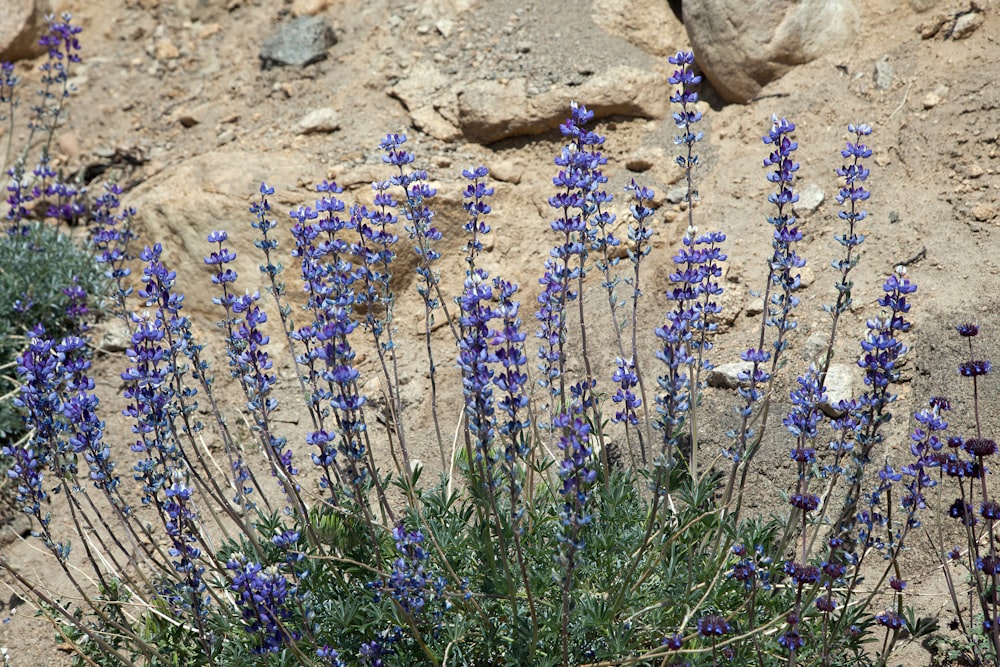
<box><xmin>435</xmin><ymin>18</ymin><xmax>454</xmax><ymax>38</ymax></box>
<box><xmin>795</xmin><ymin>183</ymin><xmax>825</xmax><ymax>215</ymax></box>
<box><xmin>259</xmin><ymin>16</ymin><xmax>336</xmax><ymax>69</ymax></box>
<box><xmin>176</xmin><ymin>110</ymin><xmax>200</xmax><ymax>128</ymax></box>
<box><xmin>155</xmin><ymin>38</ymin><xmax>180</xmax><ymax>60</ymax></box>
<box><xmin>922</xmin><ymin>84</ymin><xmax>948</xmax><ymax>109</ymax></box>
<box><xmin>217</xmin><ymin>129</ymin><xmax>235</xmax><ymax>144</ymax></box>
<box><xmin>56</xmin><ymin>131</ymin><xmax>80</xmax><ymax>158</ymax></box>
<box><xmin>296</xmin><ymin>107</ymin><xmax>341</xmax><ymax>134</ymax></box>
<box><xmin>802</xmin><ymin>331</ymin><xmax>829</xmax><ymax>363</ymax></box>
<box><xmin>873</xmin><ymin>56</ymin><xmax>893</xmax><ymax>90</ymax></box>
<box><xmin>490</xmin><ymin>158</ymin><xmax>525</xmax><ymax>184</ymax></box>
<box><xmin>95</xmin><ymin>318</ymin><xmax>131</xmax><ymax>353</ymax></box>
<box><xmin>918</xmin><ymin>14</ymin><xmax>948</xmax><ymax>39</ymax></box>
<box><xmin>951</xmin><ymin>11</ymin><xmax>984</xmax><ymax>39</ymax></box>
<box><xmin>971</xmin><ymin>203</ymin><xmax>996</xmax><ymax>222</ymax></box>
<box><xmin>665</xmin><ymin>185</ymin><xmax>689</xmax><ymax>204</ymax></box>
<box><xmin>198</xmin><ymin>23</ymin><xmax>222</xmax><ymax>39</ymax></box>
<box><xmin>798</xmin><ymin>264</ymin><xmax>815</xmax><ymax>288</ymax></box>
<box><xmin>291</xmin><ymin>0</ymin><xmax>329</xmax><ymax>16</ymax></box>
<box><xmin>515</xmin><ymin>41</ymin><xmax>532</xmax><ymax>53</ymax></box>
<box><xmin>819</xmin><ymin>364</ymin><xmax>858</xmax><ymax>418</ymax></box>
<box><xmin>706</xmin><ymin>362</ymin><xmax>752</xmax><ymax>390</ymax></box>
<box><xmin>909</xmin><ymin>0</ymin><xmax>935</xmax><ymax>11</ymax></box>
<box><xmin>626</xmin><ymin>148</ymin><xmax>663</xmax><ymax>172</ymax></box>
<box><xmin>888</xmin><ymin>211</ymin><xmax>901</xmax><ymax>224</ymax></box>
<box><xmin>967</xmin><ymin>163</ymin><xmax>985</xmax><ymax>179</ymax></box>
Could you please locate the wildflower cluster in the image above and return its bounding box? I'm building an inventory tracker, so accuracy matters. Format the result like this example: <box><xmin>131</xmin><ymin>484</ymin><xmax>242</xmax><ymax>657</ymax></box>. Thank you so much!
<box><xmin>5</xmin><ymin>37</ymin><xmax>981</xmax><ymax>667</ymax></box>
<box><xmin>227</xmin><ymin>554</ymin><xmax>300</xmax><ymax>654</ymax></box>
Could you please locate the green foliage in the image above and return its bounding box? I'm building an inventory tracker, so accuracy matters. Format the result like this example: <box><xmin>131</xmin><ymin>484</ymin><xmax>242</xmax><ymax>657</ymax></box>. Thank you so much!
<box><xmin>0</xmin><ymin>222</ymin><xmax>106</xmax><ymax>440</ymax></box>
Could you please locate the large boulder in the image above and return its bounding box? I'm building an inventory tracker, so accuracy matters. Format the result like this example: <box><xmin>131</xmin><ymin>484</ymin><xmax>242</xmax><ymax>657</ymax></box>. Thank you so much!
<box><xmin>683</xmin><ymin>0</ymin><xmax>861</xmax><ymax>103</ymax></box>
<box><xmin>0</xmin><ymin>0</ymin><xmax>55</xmax><ymax>62</ymax></box>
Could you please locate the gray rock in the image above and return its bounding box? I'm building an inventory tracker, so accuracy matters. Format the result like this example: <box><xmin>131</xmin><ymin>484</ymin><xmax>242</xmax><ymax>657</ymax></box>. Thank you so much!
<box><xmin>666</xmin><ymin>185</ymin><xmax>690</xmax><ymax>204</ymax></box>
<box><xmin>706</xmin><ymin>362</ymin><xmax>753</xmax><ymax>390</ymax></box>
<box><xmin>259</xmin><ymin>16</ymin><xmax>336</xmax><ymax>69</ymax></box>
<box><xmin>0</xmin><ymin>0</ymin><xmax>52</xmax><ymax>62</ymax></box>
<box><xmin>802</xmin><ymin>331</ymin><xmax>830</xmax><ymax>364</ymax></box>
<box><xmin>819</xmin><ymin>363</ymin><xmax>858</xmax><ymax>417</ymax></box>
<box><xmin>94</xmin><ymin>319</ymin><xmax>132</xmax><ymax>353</ymax></box>
<box><xmin>874</xmin><ymin>56</ymin><xmax>893</xmax><ymax>90</ymax></box>
<box><xmin>296</xmin><ymin>107</ymin><xmax>341</xmax><ymax>134</ymax></box>
<box><xmin>951</xmin><ymin>11</ymin><xmax>984</xmax><ymax>40</ymax></box>
<box><xmin>795</xmin><ymin>183</ymin><xmax>825</xmax><ymax>216</ymax></box>
<box><xmin>435</xmin><ymin>18</ymin><xmax>455</xmax><ymax>38</ymax></box>
<box><xmin>683</xmin><ymin>0</ymin><xmax>861</xmax><ymax>103</ymax></box>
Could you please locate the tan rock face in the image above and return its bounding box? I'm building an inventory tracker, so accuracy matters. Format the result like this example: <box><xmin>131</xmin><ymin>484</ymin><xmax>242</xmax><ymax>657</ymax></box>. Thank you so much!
<box><xmin>455</xmin><ymin>66</ymin><xmax>669</xmax><ymax>144</ymax></box>
<box><xmin>591</xmin><ymin>0</ymin><xmax>686</xmax><ymax>57</ymax></box>
<box><xmin>682</xmin><ymin>0</ymin><xmax>861</xmax><ymax>103</ymax></box>
<box><xmin>0</xmin><ymin>0</ymin><xmax>54</xmax><ymax>62</ymax></box>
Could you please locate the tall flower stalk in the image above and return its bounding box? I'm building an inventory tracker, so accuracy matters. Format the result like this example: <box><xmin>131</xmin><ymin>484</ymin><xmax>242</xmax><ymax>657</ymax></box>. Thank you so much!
<box><xmin>724</xmin><ymin>115</ymin><xmax>804</xmax><ymax>514</ymax></box>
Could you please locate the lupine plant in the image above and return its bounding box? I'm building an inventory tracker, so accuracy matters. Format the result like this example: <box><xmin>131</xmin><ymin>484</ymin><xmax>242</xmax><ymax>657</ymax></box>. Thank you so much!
<box><xmin>0</xmin><ymin>14</ymin><xmax>109</xmax><ymax>443</ymax></box>
<box><xmin>5</xmin><ymin>39</ymin><xmax>996</xmax><ymax>667</ymax></box>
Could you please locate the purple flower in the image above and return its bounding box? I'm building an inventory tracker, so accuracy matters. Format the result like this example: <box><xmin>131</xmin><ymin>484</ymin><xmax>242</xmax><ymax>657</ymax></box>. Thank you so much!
<box><xmin>854</xmin><ymin>269</ymin><xmax>916</xmax><ymax>452</ymax></box>
<box><xmin>979</xmin><ymin>556</ymin><xmax>1000</xmax><ymax>575</ymax></box>
<box><xmin>949</xmin><ymin>498</ymin><xmax>977</xmax><ymax>526</ymax></box>
<box><xmin>162</xmin><ymin>472</ymin><xmax>208</xmax><ymax>616</ymax></box>
<box><xmin>381</xmin><ymin>133</ymin><xmax>443</xmax><ymax>313</ymax></box>
<box><xmin>491</xmin><ymin>277</ymin><xmax>531</xmax><ymax>506</ymax></box>
<box><xmin>964</xmin><ymin>437</ymin><xmax>997</xmax><ymax>458</ymax></box>
<box><xmin>784</xmin><ymin>561</ymin><xmax>821</xmax><ymax>585</ymax></box>
<box><xmin>697</xmin><ymin>615</ymin><xmax>731</xmax><ymax>637</ymax></box>
<box><xmin>778</xmin><ymin>630</ymin><xmax>803</xmax><ymax>651</ymax></box>
<box><xmin>784</xmin><ymin>368</ymin><xmax>826</xmax><ymax>440</ymax></box>
<box><xmin>959</xmin><ymin>360</ymin><xmax>991</xmax><ymax>377</ymax></box>
<box><xmin>655</xmin><ymin>230</ymin><xmax>726</xmax><ymax>465</ymax></box>
<box><xmin>790</xmin><ymin>493</ymin><xmax>820</xmax><ymax>512</ymax></box>
<box><xmin>668</xmin><ymin>51</ymin><xmax>703</xmax><ymax>175</ymax></box>
<box><xmin>89</xmin><ymin>183</ymin><xmax>137</xmax><ymax>307</ymax></box>
<box><xmin>816</xmin><ymin>595</ymin><xmax>837</xmax><ymax>612</ymax></box>
<box><xmin>762</xmin><ymin>115</ymin><xmax>804</xmax><ymax>343</ymax></box>
<box><xmin>535</xmin><ymin>260</ymin><xmax>568</xmax><ymax>398</ymax></box>
<box><xmin>554</xmin><ymin>386</ymin><xmax>598</xmax><ymax>597</ymax></box>
<box><xmin>461</xmin><ymin>165</ymin><xmax>494</xmax><ymax>270</ymax></box>
<box><xmin>875</xmin><ymin>611</ymin><xmax>905</xmax><ymax>630</ymax></box>
<box><xmin>32</xmin><ymin>13</ymin><xmax>83</xmax><ymax>137</ymax></box>
<box><xmin>227</xmin><ymin>554</ymin><xmax>299</xmax><ymax>653</ymax></box>
<box><xmin>370</xmin><ymin>524</ymin><xmax>447</xmax><ymax>618</ymax></box>
<box><xmin>458</xmin><ymin>268</ymin><xmax>498</xmax><ymax>478</ymax></box>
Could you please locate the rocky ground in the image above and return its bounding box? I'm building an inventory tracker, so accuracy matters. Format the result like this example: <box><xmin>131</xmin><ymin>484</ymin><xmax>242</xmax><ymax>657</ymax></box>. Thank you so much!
<box><xmin>0</xmin><ymin>0</ymin><xmax>998</xmax><ymax>664</ymax></box>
